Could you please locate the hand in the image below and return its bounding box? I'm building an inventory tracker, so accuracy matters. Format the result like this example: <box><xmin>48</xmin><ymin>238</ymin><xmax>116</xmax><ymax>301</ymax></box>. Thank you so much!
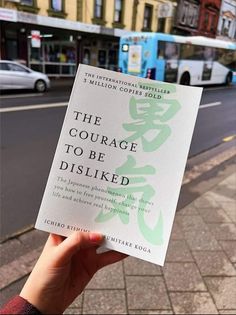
<box><xmin>20</xmin><ymin>232</ymin><xmax>127</xmax><ymax>314</ymax></box>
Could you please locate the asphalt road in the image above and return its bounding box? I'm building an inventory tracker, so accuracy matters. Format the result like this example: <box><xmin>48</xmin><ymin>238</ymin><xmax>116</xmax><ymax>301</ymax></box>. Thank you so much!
<box><xmin>0</xmin><ymin>83</ymin><xmax>236</xmax><ymax>240</ymax></box>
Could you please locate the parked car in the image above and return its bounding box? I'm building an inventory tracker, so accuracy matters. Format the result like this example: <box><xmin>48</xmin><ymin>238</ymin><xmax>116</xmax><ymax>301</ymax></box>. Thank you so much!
<box><xmin>0</xmin><ymin>60</ymin><xmax>50</xmax><ymax>92</ymax></box>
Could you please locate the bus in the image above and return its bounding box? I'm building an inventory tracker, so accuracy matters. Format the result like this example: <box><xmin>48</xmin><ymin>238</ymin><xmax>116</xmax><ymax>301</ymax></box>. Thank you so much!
<box><xmin>118</xmin><ymin>33</ymin><xmax>236</xmax><ymax>85</ymax></box>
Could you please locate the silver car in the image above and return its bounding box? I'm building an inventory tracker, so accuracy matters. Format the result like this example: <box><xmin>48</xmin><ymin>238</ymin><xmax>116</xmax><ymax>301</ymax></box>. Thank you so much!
<box><xmin>0</xmin><ymin>60</ymin><xmax>50</xmax><ymax>92</ymax></box>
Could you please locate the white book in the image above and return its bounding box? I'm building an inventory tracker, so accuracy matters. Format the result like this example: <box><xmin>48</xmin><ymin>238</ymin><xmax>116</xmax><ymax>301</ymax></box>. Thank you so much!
<box><xmin>35</xmin><ymin>64</ymin><xmax>202</xmax><ymax>266</ymax></box>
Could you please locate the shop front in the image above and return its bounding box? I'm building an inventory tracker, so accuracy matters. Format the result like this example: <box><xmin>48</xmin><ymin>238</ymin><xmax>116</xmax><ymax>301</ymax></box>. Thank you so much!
<box><xmin>28</xmin><ymin>27</ymin><xmax>77</xmax><ymax>77</ymax></box>
<box><xmin>80</xmin><ymin>34</ymin><xmax>119</xmax><ymax>71</ymax></box>
<box><xmin>0</xmin><ymin>8</ymin><xmax>124</xmax><ymax>77</ymax></box>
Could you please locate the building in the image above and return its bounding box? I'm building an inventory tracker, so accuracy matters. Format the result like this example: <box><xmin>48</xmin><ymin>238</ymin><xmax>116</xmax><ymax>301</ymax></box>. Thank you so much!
<box><xmin>172</xmin><ymin>0</ymin><xmax>200</xmax><ymax>35</ymax></box>
<box><xmin>217</xmin><ymin>0</ymin><xmax>236</xmax><ymax>41</ymax></box>
<box><xmin>198</xmin><ymin>0</ymin><xmax>222</xmax><ymax>37</ymax></box>
<box><xmin>0</xmin><ymin>0</ymin><xmax>177</xmax><ymax>77</ymax></box>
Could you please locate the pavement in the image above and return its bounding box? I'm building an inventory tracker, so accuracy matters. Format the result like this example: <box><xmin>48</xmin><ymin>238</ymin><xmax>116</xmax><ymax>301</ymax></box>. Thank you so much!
<box><xmin>0</xmin><ymin>150</ymin><xmax>236</xmax><ymax>314</ymax></box>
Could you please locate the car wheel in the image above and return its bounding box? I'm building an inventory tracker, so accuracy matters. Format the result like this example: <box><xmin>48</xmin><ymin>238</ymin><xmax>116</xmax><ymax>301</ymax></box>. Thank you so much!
<box><xmin>180</xmin><ymin>72</ymin><xmax>190</xmax><ymax>85</ymax></box>
<box><xmin>35</xmin><ymin>79</ymin><xmax>47</xmax><ymax>92</ymax></box>
<box><xmin>225</xmin><ymin>72</ymin><xmax>232</xmax><ymax>86</ymax></box>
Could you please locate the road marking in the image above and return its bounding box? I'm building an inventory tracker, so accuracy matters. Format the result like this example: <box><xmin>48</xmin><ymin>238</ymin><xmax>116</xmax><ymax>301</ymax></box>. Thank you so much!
<box><xmin>223</xmin><ymin>135</ymin><xmax>236</xmax><ymax>142</ymax></box>
<box><xmin>0</xmin><ymin>100</ymin><xmax>223</xmax><ymax>113</ymax></box>
<box><xmin>0</xmin><ymin>102</ymin><xmax>67</xmax><ymax>113</ymax></box>
<box><xmin>0</xmin><ymin>93</ymin><xmax>44</xmax><ymax>99</ymax></box>
<box><xmin>199</xmin><ymin>101</ymin><xmax>222</xmax><ymax>109</ymax></box>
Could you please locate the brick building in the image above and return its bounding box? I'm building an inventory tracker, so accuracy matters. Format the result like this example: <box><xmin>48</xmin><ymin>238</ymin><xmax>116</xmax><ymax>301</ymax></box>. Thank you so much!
<box><xmin>172</xmin><ymin>0</ymin><xmax>200</xmax><ymax>35</ymax></box>
<box><xmin>198</xmin><ymin>0</ymin><xmax>222</xmax><ymax>37</ymax></box>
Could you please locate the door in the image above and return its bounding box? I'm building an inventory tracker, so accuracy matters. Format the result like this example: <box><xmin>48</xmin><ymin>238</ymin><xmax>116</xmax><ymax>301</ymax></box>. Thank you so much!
<box><xmin>0</xmin><ymin>62</ymin><xmax>12</xmax><ymax>89</ymax></box>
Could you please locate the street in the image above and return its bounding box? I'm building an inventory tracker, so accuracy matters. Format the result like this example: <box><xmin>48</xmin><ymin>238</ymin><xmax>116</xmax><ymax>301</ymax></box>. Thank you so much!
<box><xmin>0</xmin><ymin>83</ymin><xmax>236</xmax><ymax>240</ymax></box>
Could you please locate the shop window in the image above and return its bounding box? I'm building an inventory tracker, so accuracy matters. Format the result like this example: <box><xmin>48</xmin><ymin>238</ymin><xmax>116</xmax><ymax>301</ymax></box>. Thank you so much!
<box><xmin>92</xmin><ymin>0</ymin><xmax>106</xmax><ymax>26</ymax></box>
<box><xmin>98</xmin><ymin>50</ymin><xmax>107</xmax><ymax>67</ymax></box>
<box><xmin>142</xmin><ymin>4</ymin><xmax>153</xmax><ymax>31</ymax></box>
<box><xmin>82</xmin><ymin>49</ymin><xmax>91</xmax><ymax>65</ymax></box>
<box><xmin>108</xmin><ymin>49</ymin><xmax>118</xmax><ymax>70</ymax></box>
<box><xmin>29</xmin><ymin>40</ymin><xmax>76</xmax><ymax>77</ymax></box>
<box><xmin>17</xmin><ymin>0</ymin><xmax>39</xmax><ymax>13</ymax></box>
<box><xmin>112</xmin><ymin>0</ymin><xmax>125</xmax><ymax>28</ymax></box>
<box><xmin>47</xmin><ymin>0</ymin><xmax>67</xmax><ymax>18</ymax></box>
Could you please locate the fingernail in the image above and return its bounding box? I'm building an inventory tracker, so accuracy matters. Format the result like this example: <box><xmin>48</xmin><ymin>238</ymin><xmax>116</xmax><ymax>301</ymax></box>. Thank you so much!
<box><xmin>89</xmin><ymin>233</ymin><xmax>103</xmax><ymax>243</ymax></box>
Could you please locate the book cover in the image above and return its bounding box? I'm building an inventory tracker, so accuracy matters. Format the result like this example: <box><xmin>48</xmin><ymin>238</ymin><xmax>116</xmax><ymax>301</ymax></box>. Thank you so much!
<box><xmin>35</xmin><ymin>64</ymin><xmax>202</xmax><ymax>266</ymax></box>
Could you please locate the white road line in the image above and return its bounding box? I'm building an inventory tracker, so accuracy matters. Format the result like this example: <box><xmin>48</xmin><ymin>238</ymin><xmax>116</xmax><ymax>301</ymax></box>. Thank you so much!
<box><xmin>0</xmin><ymin>102</ymin><xmax>67</xmax><ymax>113</ymax></box>
<box><xmin>0</xmin><ymin>93</ymin><xmax>44</xmax><ymax>99</ymax></box>
<box><xmin>0</xmin><ymin>100</ymin><xmax>222</xmax><ymax>113</ymax></box>
<box><xmin>199</xmin><ymin>101</ymin><xmax>222</xmax><ymax>109</ymax></box>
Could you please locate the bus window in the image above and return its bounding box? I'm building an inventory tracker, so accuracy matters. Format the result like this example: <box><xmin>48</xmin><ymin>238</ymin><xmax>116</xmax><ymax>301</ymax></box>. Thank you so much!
<box><xmin>157</xmin><ymin>41</ymin><xmax>179</xmax><ymax>60</ymax></box>
<box><xmin>203</xmin><ymin>46</ymin><xmax>215</xmax><ymax>61</ymax></box>
<box><xmin>180</xmin><ymin>44</ymin><xmax>203</xmax><ymax>60</ymax></box>
<box><xmin>164</xmin><ymin>42</ymin><xmax>179</xmax><ymax>60</ymax></box>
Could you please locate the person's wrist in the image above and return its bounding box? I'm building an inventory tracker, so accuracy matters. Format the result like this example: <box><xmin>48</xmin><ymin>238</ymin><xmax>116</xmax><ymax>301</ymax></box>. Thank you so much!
<box><xmin>20</xmin><ymin>285</ymin><xmax>63</xmax><ymax>314</ymax></box>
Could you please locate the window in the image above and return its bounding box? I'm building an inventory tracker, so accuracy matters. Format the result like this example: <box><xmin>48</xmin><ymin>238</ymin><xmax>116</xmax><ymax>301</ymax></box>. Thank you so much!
<box><xmin>204</xmin><ymin>12</ymin><xmax>209</xmax><ymax>29</ymax></box>
<box><xmin>114</xmin><ymin>0</ymin><xmax>123</xmax><ymax>23</ymax></box>
<box><xmin>143</xmin><ymin>5</ymin><xmax>153</xmax><ymax>30</ymax></box>
<box><xmin>228</xmin><ymin>20</ymin><xmax>231</xmax><ymax>32</ymax></box>
<box><xmin>21</xmin><ymin>0</ymin><xmax>33</xmax><ymax>5</ymax></box>
<box><xmin>157</xmin><ymin>41</ymin><xmax>180</xmax><ymax>59</ymax></box>
<box><xmin>217</xmin><ymin>49</ymin><xmax>235</xmax><ymax>68</ymax></box>
<box><xmin>0</xmin><ymin>63</ymin><xmax>9</xmax><ymax>71</ymax></box>
<box><xmin>94</xmin><ymin>0</ymin><xmax>103</xmax><ymax>19</ymax></box>
<box><xmin>187</xmin><ymin>4</ymin><xmax>198</xmax><ymax>27</ymax></box>
<box><xmin>210</xmin><ymin>14</ymin><xmax>216</xmax><ymax>32</ymax></box>
<box><xmin>8</xmin><ymin>63</ymin><xmax>28</xmax><ymax>72</ymax></box>
<box><xmin>158</xmin><ymin>18</ymin><xmax>166</xmax><ymax>32</ymax></box>
<box><xmin>48</xmin><ymin>0</ymin><xmax>66</xmax><ymax>18</ymax></box>
<box><xmin>18</xmin><ymin>0</ymin><xmax>39</xmax><ymax>13</ymax></box>
<box><xmin>92</xmin><ymin>0</ymin><xmax>106</xmax><ymax>25</ymax></box>
<box><xmin>192</xmin><ymin>6</ymin><xmax>198</xmax><ymax>27</ymax></box>
<box><xmin>180</xmin><ymin>2</ymin><xmax>188</xmax><ymax>24</ymax></box>
<box><xmin>51</xmin><ymin>0</ymin><xmax>62</xmax><ymax>11</ymax></box>
<box><xmin>180</xmin><ymin>44</ymin><xmax>203</xmax><ymax>60</ymax></box>
<box><xmin>221</xmin><ymin>18</ymin><xmax>226</xmax><ymax>35</ymax></box>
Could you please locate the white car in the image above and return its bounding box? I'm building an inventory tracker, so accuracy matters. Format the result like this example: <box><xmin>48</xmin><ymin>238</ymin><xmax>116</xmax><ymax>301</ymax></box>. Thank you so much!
<box><xmin>0</xmin><ymin>60</ymin><xmax>50</xmax><ymax>92</ymax></box>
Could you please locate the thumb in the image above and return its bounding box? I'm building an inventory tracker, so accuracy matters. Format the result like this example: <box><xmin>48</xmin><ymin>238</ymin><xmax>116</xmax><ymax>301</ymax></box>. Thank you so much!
<box><xmin>54</xmin><ymin>231</ymin><xmax>103</xmax><ymax>265</ymax></box>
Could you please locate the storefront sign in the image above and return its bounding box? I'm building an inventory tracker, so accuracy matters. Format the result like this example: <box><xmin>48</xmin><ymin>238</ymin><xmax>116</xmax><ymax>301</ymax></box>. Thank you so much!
<box><xmin>31</xmin><ymin>30</ymin><xmax>41</xmax><ymax>48</ymax></box>
<box><xmin>100</xmin><ymin>26</ymin><xmax>114</xmax><ymax>36</ymax></box>
<box><xmin>1</xmin><ymin>8</ymin><xmax>123</xmax><ymax>38</ymax></box>
<box><xmin>114</xmin><ymin>29</ymin><xmax>132</xmax><ymax>37</ymax></box>
<box><xmin>0</xmin><ymin>8</ymin><xmax>17</xmax><ymax>22</ymax></box>
<box><xmin>17</xmin><ymin>11</ymin><xmax>38</xmax><ymax>24</ymax></box>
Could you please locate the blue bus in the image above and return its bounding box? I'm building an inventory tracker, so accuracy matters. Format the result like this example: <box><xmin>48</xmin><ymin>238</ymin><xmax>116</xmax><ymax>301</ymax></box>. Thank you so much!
<box><xmin>118</xmin><ymin>33</ymin><xmax>236</xmax><ymax>85</ymax></box>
